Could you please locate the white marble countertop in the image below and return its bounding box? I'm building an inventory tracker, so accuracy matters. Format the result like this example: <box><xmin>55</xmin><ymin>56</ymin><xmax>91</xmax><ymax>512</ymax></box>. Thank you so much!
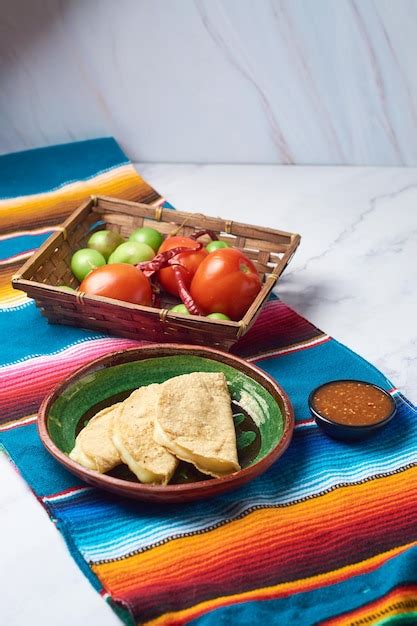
<box><xmin>137</xmin><ymin>164</ymin><xmax>417</xmax><ymax>404</ymax></box>
<box><xmin>1</xmin><ymin>164</ymin><xmax>416</xmax><ymax>626</ymax></box>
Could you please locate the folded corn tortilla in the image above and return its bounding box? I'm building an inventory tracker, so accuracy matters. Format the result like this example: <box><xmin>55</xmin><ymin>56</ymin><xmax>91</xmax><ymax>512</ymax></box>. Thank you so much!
<box><xmin>69</xmin><ymin>403</ymin><xmax>122</xmax><ymax>473</ymax></box>
<box><xmin>111</xmin><ymin>384</ymin><xmax>178</xmax><ymax>485</ymax></box>
<box><xmin>153</xmin><ymin>372</ymin><xmax>240</xmax><ymax>478</ymax></box>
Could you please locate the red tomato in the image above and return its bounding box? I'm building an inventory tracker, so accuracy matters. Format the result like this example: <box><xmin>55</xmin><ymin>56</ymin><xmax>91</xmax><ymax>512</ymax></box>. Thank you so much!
<box><xmin>190</xmin><ymin>248</ymin><xmax>261</xmax><ymax>320</ymax></box>
<box><xmin>157</xmin><ymin>236</ymin><xmax>208</xmax><ymax>297</ymax></box>
<box><xmin>80</xmin><ymin>263</ymin><xmax>152</xmax><ymax>306</ymax></box>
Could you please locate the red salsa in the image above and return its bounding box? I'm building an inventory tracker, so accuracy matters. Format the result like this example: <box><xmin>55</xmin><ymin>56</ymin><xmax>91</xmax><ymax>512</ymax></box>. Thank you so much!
<box><xmin>311</xmin><ymin>381</ymin><xmax>394</xmax><ymax>426</ymax></box>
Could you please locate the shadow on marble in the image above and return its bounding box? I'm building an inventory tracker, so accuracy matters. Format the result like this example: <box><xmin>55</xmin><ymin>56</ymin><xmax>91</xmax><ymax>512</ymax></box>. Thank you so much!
<box><xmin>275</xmin><ymin>276</ymin><xmax>354</xmax><ymax>325</ymax></box>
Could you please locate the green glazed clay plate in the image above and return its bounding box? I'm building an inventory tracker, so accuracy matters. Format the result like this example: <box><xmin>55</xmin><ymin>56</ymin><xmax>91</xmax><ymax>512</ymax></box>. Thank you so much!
<box><xmin>38</xmin><ymin>344</ymin><xmax>294</xmax><ymax>502</ymax></box>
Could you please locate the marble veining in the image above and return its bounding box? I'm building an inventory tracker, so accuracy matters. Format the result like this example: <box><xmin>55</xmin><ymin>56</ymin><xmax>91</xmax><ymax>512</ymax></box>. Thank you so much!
<box><xmin>196</xmin><ymin>0</ymin><xmax>293</xmax><ymax>163</ymax></box>
<box><xmin>1</xmin><ymin>0</ymin><xmax>417</xmax><ymax>164</ymax></box>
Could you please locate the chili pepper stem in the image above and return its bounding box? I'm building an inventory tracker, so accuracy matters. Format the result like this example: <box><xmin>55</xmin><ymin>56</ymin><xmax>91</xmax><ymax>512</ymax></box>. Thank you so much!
<box><xmin>190</xmin><ymin>229</ymin><xmax>218</xmax><ymax>242</ymax></box>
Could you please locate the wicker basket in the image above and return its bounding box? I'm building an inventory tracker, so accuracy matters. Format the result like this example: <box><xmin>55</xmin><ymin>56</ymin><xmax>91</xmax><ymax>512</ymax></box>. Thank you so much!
<box><xmin>12</xmin><ymin>196</ymin><xmax>300</xmax><ymax>350</ymax></box>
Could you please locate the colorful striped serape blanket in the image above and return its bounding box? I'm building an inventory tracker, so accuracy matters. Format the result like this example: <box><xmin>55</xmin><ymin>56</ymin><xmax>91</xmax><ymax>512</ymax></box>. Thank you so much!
<box><xmin>1</xmin><ymin>138</ymin><xmax>417</xmax><ymax>626</ymax></box>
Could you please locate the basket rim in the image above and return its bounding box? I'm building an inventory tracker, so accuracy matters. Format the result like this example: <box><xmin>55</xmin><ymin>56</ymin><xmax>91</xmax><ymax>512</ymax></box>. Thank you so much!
<box><xmin>95</xmin><ymin>194</ymin><xmax>301</xmax><ymax>241</ymax></box>
<box><xmin>11</xmin><ymin>195</ymin><xmax>301</xmax><ymax>341</ymax></box>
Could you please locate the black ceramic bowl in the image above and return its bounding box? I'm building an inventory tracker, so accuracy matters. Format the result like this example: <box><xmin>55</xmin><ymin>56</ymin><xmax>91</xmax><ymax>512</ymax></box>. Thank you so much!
<box><xmin>308</xmin><ymin>379</ymin><xmax>397</xmax><ymax>441</ymax></box>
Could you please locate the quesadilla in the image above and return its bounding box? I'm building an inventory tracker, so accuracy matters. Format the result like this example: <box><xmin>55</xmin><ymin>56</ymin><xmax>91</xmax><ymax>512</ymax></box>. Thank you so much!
<box><xmin>153</xmin><ymin>372</ymin><xmax>240</xmax><ymax>478</ymax></box>
<box><xmin>69</xmin><ymin>403</ymin><xmax>122</xmax><ymax>473</ymax></box>
<box><xmin>112</xmin><ymin>384</ymin><xmax>178</xmax><ymax>485</ymax></box>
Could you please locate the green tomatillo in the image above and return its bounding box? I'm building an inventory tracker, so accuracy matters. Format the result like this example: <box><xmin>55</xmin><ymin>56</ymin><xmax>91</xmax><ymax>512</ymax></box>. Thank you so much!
<box><xmin>87</xmin><ymin>230</ymin><xmax>124</xmax><ymax>260</ymax></box>
<box><xmin>206</xmin><ymin>241</ymin><xmax>230</xmax><ymax>253</ymax></box>
<box><xmin>207</xmin><ymin>312</ymin><xmax>231</xmax><ymax>320</ymax></box>
<box><xmin>169</xmin><ymin>304</ymin><xmax>191</xmax><ymax>315</ymax></box>
<box><xmin>70</xmin><ymin>248</ymin><xmax>106</xmax><ymax>282</ymax></box>
<box><xmin>129</xmin><ymin>226</ymin><xmax>164</xmax><ymax>252</ymax></box>
<box><xmin>108</xmin><ymin>241</ymin><xmax>155</xmax><ymax>265</ymax></box>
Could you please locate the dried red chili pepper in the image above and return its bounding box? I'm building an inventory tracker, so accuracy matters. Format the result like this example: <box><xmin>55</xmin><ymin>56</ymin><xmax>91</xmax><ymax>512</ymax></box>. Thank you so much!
<box><xmin>137</xmin><ymin>245</ymin><xmax>201</xmax><ymax>278</ymax></box>
<box><xmin>171</xmin><ymin>265</ymin><xmax>202</xmax><ymax>315</ymax></box>
<box><xmin>137</xmin><ymin>244</ymin><xmax>203</xmax><ymax>314</ymax></box>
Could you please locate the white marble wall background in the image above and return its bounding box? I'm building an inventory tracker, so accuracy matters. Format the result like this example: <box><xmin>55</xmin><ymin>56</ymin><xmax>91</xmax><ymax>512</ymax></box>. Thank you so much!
<box><xmin>1</xmin><ymin>0</ymin><xmax>417</xmax><ymax>164</ymax></box>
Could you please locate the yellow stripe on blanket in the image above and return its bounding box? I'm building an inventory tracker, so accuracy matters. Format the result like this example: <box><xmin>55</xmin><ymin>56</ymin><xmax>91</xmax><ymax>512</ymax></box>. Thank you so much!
<box><xmin>0</xmin><ymin>164</ymin><xmax>161</xmax><ymax>234</ymax></box>
<box><xmin>0</xmin><ymin>262</ymin><xmax>30</xmax><ymax>308</ymax></box>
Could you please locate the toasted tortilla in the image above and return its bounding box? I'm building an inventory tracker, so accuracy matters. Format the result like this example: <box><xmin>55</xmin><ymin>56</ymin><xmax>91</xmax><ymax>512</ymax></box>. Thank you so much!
<box><xmin>69</xmin><ymin>403</ymin><xmax>122</xmax><ymax>473</ymax></box>
<box><xmin>153</xmin><ymin>372</ymin><xmax>240</xmax><ymax>478</ymax></box>
<box><xmin>112</xmin><ymin>384</ymin><xmax>178</xmax><ymax>485</ymax></box>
